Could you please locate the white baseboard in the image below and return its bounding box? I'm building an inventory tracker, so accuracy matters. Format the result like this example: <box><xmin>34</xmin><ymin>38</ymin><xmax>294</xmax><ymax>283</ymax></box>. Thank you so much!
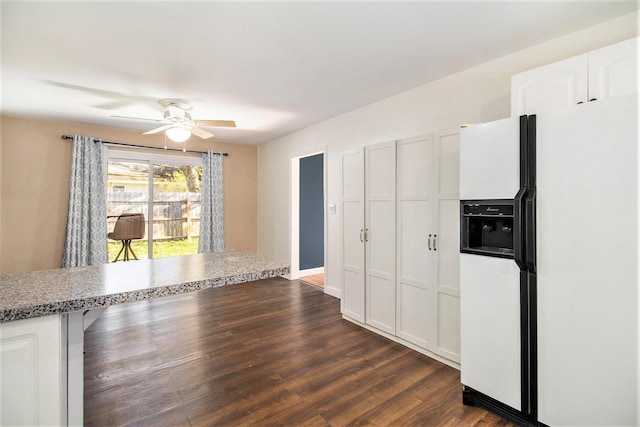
<box><xmin>324</xmin><ymin>285</ymin><xmax>340</xmax><ymax>299</ymax></box>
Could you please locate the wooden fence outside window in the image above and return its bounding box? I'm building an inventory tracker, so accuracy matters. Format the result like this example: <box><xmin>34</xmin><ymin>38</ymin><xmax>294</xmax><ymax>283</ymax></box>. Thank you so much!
<box><xmin>107</xmin><ymin>192</ymin><xmax>201</xmax><ymax>241</ymax></box>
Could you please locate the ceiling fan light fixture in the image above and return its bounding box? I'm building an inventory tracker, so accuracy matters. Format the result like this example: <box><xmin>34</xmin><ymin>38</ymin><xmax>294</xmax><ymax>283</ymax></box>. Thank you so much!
<box><xmin>165</xmin><ymin>126</ymin><xmax>191</xmax><ymax>143</ymax></box>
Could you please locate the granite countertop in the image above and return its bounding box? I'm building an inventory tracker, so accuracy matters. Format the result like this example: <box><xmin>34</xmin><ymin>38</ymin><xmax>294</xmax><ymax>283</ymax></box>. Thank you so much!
<box><xmin>0</xmin><ymin>250</ymin><xmax>289</xmax><ymax>323</ymax></box>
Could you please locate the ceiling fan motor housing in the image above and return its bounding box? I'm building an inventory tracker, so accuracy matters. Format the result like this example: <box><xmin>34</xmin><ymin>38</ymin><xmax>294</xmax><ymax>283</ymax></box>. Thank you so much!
<box><xmin>163</xmin><ymin>109</ymin><xmax>192</xmax><ymax>126</ymax></box>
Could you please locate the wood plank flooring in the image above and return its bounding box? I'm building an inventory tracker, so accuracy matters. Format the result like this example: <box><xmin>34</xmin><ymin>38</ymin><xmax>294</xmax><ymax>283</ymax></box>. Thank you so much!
<box><xmin>299</xmin><ymin>273</ymin><xmax>324</xmax><ymax>288</ymax></box>
<box><xmin>84</xmin><ymin>277</ymin><xmax>512</xmax><ymax>426</ymax></box>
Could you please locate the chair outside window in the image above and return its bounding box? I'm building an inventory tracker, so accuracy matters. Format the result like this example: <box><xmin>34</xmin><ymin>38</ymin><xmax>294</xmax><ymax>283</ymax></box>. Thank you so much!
<box><xmin>108</xmin><ymin>213</ymin><xmax>145</xmax><ymax>262</ymax></box>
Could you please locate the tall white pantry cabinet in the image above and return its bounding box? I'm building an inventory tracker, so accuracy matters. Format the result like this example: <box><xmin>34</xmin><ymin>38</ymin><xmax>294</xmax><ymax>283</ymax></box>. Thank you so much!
<box><xmin>340</xmin><ymin>130</ymin><xmax>461</xmax><ymax>366</ymax></box>
<box><xmin>340</xmin><ymin>141</ymin><xmax>396</xmax><ymax>334</ymax></box>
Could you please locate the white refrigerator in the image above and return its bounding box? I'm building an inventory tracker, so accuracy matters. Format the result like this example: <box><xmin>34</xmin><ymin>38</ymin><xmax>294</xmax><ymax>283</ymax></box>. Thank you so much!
<box><xmin>459</xmin><ymin>93</ymin><xmax>638</xmax><ymax>426</ymax></box>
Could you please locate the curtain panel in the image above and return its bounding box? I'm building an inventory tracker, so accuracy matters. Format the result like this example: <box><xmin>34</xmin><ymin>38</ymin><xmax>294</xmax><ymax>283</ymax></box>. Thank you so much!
<box><xmin>198</xmin><ymin>151</ymin><xmax>225</xmax><ymax>253</ymax></box>
<box><xmin>61</xmin><ymin>135</ymin><xmax>108</xmax><ymax>267</ymax></box>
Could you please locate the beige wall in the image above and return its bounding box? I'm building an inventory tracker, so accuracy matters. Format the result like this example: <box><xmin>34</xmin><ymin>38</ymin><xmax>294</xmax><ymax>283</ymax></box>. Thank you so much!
<box><xmin>0</xmin><ymin>116</ymin><xmax>257</xmax><ymax>274</ymax></box>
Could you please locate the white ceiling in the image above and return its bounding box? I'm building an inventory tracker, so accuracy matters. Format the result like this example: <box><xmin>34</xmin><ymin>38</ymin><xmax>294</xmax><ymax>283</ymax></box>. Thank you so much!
<box><xmin>1</xmin><ymin>1</ymin><xmax>637</xmax><ymax>145</ymax></box>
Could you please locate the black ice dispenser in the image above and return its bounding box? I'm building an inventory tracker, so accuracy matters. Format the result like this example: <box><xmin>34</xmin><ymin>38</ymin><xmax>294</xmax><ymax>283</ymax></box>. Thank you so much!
<box><xmin>460</xmin><ymin>200</ymin><xmax>514</xmax><ymax>258</ymax></box>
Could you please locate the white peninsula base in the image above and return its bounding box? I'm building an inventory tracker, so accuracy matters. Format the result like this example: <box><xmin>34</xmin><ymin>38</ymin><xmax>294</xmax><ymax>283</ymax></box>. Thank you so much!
<box><xmin>0</xmin><ymin>309</ymin><xmax>105</xmax><ymax>426</ymax></box>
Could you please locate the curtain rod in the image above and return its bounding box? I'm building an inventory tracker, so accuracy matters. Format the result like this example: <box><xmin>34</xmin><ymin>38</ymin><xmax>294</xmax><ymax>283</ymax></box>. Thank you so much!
<box><xmin>60</xmin><ymin>135</ymin><xmax>229</xmax><ymax>156</ymax></box>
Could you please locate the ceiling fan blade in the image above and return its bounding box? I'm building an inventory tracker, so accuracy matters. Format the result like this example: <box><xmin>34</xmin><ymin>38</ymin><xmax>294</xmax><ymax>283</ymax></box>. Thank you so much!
<box><xmin>190</xmin><ymin>126</ymin><xmax>214</xmax><ymax>139</ymax></box>
<box><xmin>111</xmin><ymin>115</ymin><xmax>167</xmax><ymax>123</ymax></box>
<box><xmin>195</xmin><ymin>120</ymin><xmax>236</xmax><ymax>128</ymax></box>
<box><xmin>44</xmin><ymin>81</ymin><xmax>164</xmax><ymax>112</ymax></box>
<box><xmin>94</xmin><ymin>100</ymin><xmax>132</xmax><ymax>110</ymax></box>
<box><xmin>143</xmin><ymin>124</ymin><xmax>173</xmax><ymax>135</ymax></box>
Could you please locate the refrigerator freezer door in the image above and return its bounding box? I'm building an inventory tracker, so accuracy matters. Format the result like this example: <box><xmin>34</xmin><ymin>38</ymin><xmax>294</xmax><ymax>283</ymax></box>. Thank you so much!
<box><xmin>536</xmin><ymin>94</ymin><xmax>638</xmax><ymax>426</ymax></box>
<box><xmin>460</xmin><ymin>253</ymin><xmax>521</xmax><ymax>411</ymax></box>
<box><xmin>460</xmin><ymin>117</ymin><xmax>520</xmax><ymax>200</ymax></box>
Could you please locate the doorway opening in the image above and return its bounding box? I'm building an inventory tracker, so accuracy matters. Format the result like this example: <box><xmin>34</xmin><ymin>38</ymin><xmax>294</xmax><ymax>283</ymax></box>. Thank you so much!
<box><xmin>291</xmin><ymin>151</ymin><xmax>325</xmax><ymax>288</ymax></box>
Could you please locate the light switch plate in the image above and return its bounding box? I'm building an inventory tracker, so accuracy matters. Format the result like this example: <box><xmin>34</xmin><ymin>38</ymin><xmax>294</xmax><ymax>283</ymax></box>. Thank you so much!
<box><xmin>328</xmin><ymin>204</ymin><xmax>336</xmax><ymax>214</ymax></box>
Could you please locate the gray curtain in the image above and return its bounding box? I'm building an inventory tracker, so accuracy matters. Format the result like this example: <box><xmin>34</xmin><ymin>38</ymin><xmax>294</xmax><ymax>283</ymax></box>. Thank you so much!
<box><xmin>61</xmin><ymin>135</ymin><xmax>108</xmax><ymax>267</ymax></box>
<box><xmin>198</xmin><ymin>151</ymin><xmax>225</xmax><ymax>253</ymax></box>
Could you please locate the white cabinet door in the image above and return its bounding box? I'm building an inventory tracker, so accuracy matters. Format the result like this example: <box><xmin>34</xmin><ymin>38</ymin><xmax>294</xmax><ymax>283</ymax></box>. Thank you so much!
<box><xmin>512</xmin><ymin>37</ymin><xmax>638</xmax><ymax>116</ymax></box>
<box><xmin>588</xmin><ymin>37</ymin><xmax>638</xmax><ymax>101</ymax></box>
<box><xmin>365</xmin><ymin>141</ymin><xmax>396</xmax><ymax>334</ymax></box>
<box><xmin>396</xmin><ymin>130</ymin><xmax>461</xmax><ymax>364</ymax></box>
<box><xmin>432</xmin><ymin>130</ymin><xmax>461</xmax><ymax>363</ymax></box>
<box><xmin>340</xmin><ymin>150</ymin><xmax>365</xmax><ymax>322</ymax></box>
<box><xmin>0</xmin><ymin>315</ymin><xmax>64</xmax><ymax>426</ymax></box>
<box><xmin>396</xmin><ymin>135</ymin><xmax>434</xmax><ymax>349</ymax></box>
<box><xmin>511</xmin><ymin>54</ymin><xmax>587</xmax><ymax>116</ymax></box>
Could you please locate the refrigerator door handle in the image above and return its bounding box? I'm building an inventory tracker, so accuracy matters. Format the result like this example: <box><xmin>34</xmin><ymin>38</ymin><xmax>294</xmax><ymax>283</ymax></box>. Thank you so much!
<box><xmin>525</xmin><ymin>189</ymin><xmax>536</xmax><ymax>273</ymax></box>
<box><xmin>514</xmin><ymin>188</ymin><xmax>527</xmax><ymax>271</ymax></box>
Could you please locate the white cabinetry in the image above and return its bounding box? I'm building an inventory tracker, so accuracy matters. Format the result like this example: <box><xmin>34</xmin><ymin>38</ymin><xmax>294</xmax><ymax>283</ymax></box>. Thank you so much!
<box><xmin>340</xmin><ymin>141</ymin><xmax>396</xmax><ymax>335</ymax></box>
<box><xmin>364</xmin><ymin>142</ymin><xmax>397</xmax><ymax>335</ymax></box>
<box><xmin>341</xmin><ymin>131</ymin><xmax>460</xmax><ymax>366</ymax></box>
<box><xmin>588</xmin><ymin>38</ymin><xmax>639</xmax><ymax>101</ymax></box>
<box><xmin>0</xmin><ymin>315</ymin><xmax>65</xmax><ymax>426</ymax></box>
<box><xmin>395</xmin><ymin>134</ymin><xmax>433</xmax><ymax>350</ymax></box>
<box><xmin>340</xmin><ymin>149</ymin><xmax>366</xmax><ymax>322</ymax></box>
<box><xmin>512</xmin><ymin>37</ymin><xmax>638</xmax><ymax>115</ymax></box>
<box><xmin>396</xmin><ymin>130</ymin><xmax>460</xmax><ymax>363</ymax></box>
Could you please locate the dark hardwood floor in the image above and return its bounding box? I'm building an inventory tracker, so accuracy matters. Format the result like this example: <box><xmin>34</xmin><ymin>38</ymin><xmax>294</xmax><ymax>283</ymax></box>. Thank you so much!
<box><xmin>84</xmin><ymin>277</ymin><xmax>512</xmax><ymax>426</ymax></box>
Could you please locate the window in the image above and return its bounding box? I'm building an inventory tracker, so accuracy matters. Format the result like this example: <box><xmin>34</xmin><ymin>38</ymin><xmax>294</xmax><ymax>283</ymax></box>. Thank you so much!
<box><xmin>106</xmin><ymin>149</ymin><xmax>203</xmax><ymax>261</ymax></box>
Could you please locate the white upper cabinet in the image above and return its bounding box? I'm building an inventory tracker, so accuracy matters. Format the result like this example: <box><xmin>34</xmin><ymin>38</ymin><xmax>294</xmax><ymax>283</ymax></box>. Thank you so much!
<box><xmin>511</xmin><ymin>55</ymin><xmax>588</xmax><ymax>115</ymax></box>
<box><xmin>588</xmin><ymin>37</ymin><xmax>639</xmax><ymax>101</ymax></box>
<box><xmin>512</xmin><ymin>37</ymin><xmax>638</xmax><ymax>116</ymax></box>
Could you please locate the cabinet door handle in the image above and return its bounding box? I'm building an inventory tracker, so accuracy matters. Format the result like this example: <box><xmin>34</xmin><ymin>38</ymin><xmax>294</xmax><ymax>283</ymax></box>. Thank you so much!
<box><xmin>434</xmin><ymin>234</ymin><xmax>437</xmax><ymax>251</ymax></box>
<box><xmin>589</xmin><ymin>98</ymin><xmax>598</xmax><ymax>102</ymax></box>
<box><xmin>428</xmin><ymin>234</ymin><xmax>432</xmax><ymax>250</ymax></box>
<box><xmin>360</xmin><ymin>229</ymin><xmax>364</xmax><ymax>242</ymax></box>
<box><xmin>577</xmin><ymin>101</ymin><xmax>584</xmax><ymax>105</ymax></box>
<box><xmin>365</xmin><ymin>228</ymin><xmax>369</xmax><ymax>242</ymax></box>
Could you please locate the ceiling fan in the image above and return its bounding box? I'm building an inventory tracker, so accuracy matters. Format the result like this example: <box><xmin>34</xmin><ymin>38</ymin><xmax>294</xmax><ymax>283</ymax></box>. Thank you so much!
<box><xmin>113</xmin><ymin>99</ymin><xmax>236</xmax><ymax>143</ymax></box>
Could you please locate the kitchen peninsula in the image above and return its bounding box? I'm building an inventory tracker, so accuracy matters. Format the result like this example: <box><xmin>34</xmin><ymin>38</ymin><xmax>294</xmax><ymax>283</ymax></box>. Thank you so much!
<box><xmin>0</xmin><ymin>250</ymin><xmax>289</xmax><ymax>426</ymax></box>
